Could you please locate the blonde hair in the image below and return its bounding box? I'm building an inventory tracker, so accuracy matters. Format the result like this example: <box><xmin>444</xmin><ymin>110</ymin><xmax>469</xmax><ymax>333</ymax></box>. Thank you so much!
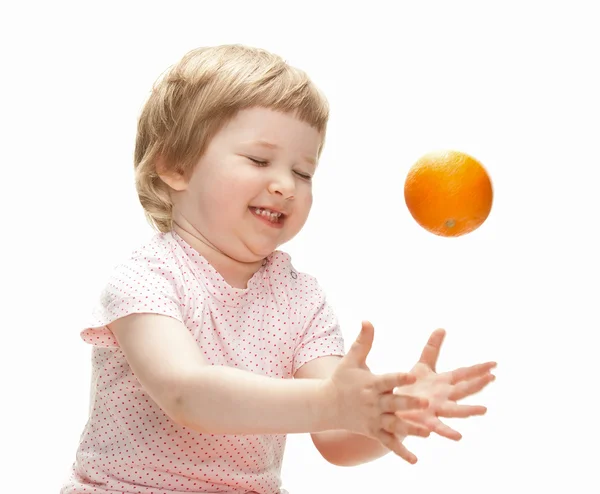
<box><xmin>133</xmin><ymin>44</ymin><xmax>330</xmax><ymax>233</ymax></box>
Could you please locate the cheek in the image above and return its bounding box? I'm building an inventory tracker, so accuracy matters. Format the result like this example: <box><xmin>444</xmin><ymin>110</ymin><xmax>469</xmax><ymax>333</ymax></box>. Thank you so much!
<box><xmin>288</xmin><ymin>189</ymin><xmax>313</xmax><ymax>227</ymax></box>
<box><xmin>195</xmin><ymin>171</ymin><xmax>253</xmax><ymax>221</ymax></box>
<box><xmin>216</xmin><ymin>175</ymin><xmax>253</xmax><ymax>205</ymax></box>
<box><xmin>299</xmin><ymin>188</ymin><xmax>313</xmax><ymax>211</ymax></box>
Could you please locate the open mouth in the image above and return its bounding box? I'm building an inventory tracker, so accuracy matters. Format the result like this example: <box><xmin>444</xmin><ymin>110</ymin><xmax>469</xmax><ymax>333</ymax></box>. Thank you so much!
<box><xmin>249</xmin><ymin>207</ymin><xmax>285</xmax><ymax>227</ymax></box>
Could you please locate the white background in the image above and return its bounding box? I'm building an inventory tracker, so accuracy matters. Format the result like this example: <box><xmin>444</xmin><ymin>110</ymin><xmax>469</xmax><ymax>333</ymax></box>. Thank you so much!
<box><xmin>2</xmin><ymin>1</ymin><xmax>599</xmax><ymax>492</ymax></box>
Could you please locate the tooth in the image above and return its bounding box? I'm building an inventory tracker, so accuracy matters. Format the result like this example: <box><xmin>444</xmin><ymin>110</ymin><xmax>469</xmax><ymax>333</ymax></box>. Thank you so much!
<box><xmin>252</xmin><ymin>207</ymin><xmax>282</xmax><ymax>220</ymax></box>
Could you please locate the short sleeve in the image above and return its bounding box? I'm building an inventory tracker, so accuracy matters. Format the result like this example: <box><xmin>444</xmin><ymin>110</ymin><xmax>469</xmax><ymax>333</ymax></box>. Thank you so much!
<box><xmin>292</xmin><ymin>277</ymin><xmax>346</xmax><ymax>374</ymax></box>
<box><xmin>81</xmin><ymin>254</ymin><xmax>185</xmax><ymax>348</ymax></box>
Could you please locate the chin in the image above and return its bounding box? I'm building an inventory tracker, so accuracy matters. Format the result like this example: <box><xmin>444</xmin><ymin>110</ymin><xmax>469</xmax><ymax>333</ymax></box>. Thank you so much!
<box><xmin>245</xmin><ymin>243</ymin><xmax>282</xmax><ymax>261</ymax></box>
<box><xmin>250</xmin><ymin>248</ymin><xmax>278</xmax><ymax>261</ymax></box>
<box><xmin>227</xmin><ymin>246</ymin><xmax>271</xmax><ymax>264</ymax></box>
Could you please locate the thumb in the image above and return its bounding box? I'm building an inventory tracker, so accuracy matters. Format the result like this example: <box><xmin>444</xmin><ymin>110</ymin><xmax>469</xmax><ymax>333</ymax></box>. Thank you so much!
<box><xmin>345</xmin><ymin>320</ymin><xmax>375</xmax><ymax>366</ymax></box>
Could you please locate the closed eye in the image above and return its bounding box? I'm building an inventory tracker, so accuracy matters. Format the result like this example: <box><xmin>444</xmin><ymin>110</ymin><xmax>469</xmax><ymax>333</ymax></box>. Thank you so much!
<box><xmin>294</xmin><ymin>171</ymin><xmax>312</xmax><ymax>180</ymax></box>
<box><xmin>247</xmin><ymin>157</ymin><xmax>268</xmax><ymax>166</ymax></box>
<box><xmin>247</xmin><ymin>157</ymin><xmax>312</xmax><ymax>180</ymax></box>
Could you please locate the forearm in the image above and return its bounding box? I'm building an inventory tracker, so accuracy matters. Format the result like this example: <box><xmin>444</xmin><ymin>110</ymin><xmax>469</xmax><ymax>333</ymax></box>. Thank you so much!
<box><xmin>312</xmin><ymin>430</ymin><xmax>403</xmax><ymax>466</ymax></box>
<box><xmin>172</xmin><ymin>365</ymin><xmax>337</xmax><ymax>435</ymax></box>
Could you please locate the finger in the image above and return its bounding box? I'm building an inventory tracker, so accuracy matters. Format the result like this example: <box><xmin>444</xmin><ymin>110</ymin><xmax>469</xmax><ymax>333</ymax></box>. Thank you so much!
<box><xmin>345</xmin><ymin>321</ymin><xmax>375</xmax><ymax>366</ymax></box>
<box><xmin>430</xmin><ymin>419</ymin><xmax>462</xmax><ymax>441</ymax></box>
<box><xmin>398</xmin><ymin>412</ymin><xmax>451</xmax><ymax>440</ymax></box>
<box><xmin>380</xmin><ymin>393</ymin><xmax>428</xmax><ymax>413</ymax></box>
<box><xmin>418</xmin><ymin>328</ymin><xmax>446</xmax><ymax>371</ymax></box>
<box><xmin>374</xmin><ymin>372</ymin><xmax>416</xmax><ymax>393</ymax></box>
<box><xmin>450</xmin><ymin>373</ymin><xmax>496</xmax><ymax>401</ymax></box>
<box><xmin>381</xmin><ymin>414</ymin><xmax>431</xmax><ymax>438</ymax></box>
<box><xmin>398</xmin><ymin>408</ymin><xmax>439</xmax><ymax>425</ymax></box>
<box><xmin>375</xmin><ymin>429</ymin><xmax>418</xmax><ymax>464</ymax></box>
<box><xmin>449</xmin><ymin>362</ymin><xmax>497</xmax><ymax>384</ymax></box>
<box><xmin>437</xmin><ymin>403</ymin><xmax>487</xmax><ymax>418</ymax></box>
<box><xmin>395</xmin><ymin>408</ymin><xmax>427</xmax><ymax>423</ymax></box>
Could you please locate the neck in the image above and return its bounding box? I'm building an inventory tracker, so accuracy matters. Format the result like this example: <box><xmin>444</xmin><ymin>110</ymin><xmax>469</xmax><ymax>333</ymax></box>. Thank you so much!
<box><xmin>172</xmin><ymin>220</ymin><xmax>263</xmax><ymax>289</ymax></box>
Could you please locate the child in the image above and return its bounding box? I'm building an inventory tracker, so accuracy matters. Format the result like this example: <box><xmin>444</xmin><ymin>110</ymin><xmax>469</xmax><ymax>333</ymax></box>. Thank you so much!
<box><xmin>60</xmin><ymin>44</ymin><xmax>496</xmax><ymax>494</ymax></box>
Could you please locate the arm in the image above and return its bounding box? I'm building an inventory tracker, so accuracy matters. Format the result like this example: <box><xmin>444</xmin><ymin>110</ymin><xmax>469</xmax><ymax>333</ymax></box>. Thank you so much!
<box><xmin>109</xmin><ymin>313</ymin><xmax>338</xmax><ymax>435</ymax></box>
<box><xmin>295</xmin><ymin>356</ymin><xmax>404</xmax><ymax>466</ymax></box>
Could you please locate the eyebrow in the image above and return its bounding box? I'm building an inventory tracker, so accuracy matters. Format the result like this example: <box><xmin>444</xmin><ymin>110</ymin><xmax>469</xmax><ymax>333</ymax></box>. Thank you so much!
<box><xmin>242</xmin><ymin>139</ymin><xmax>317</xmax><ymax>166</ymax></box>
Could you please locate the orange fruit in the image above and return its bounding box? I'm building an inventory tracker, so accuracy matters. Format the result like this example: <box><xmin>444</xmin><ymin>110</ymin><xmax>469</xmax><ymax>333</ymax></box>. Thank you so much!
<box><xmin>404</xmin><ymin>150</ymin><xmax>493</xmax><ymax>237</ymax></box>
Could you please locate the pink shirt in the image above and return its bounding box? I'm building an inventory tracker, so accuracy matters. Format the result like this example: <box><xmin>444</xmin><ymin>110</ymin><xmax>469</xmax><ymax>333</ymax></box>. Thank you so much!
<box><xmin>60</xmin><ymin>231</ymin><xmax>345</xmax><ymax>494</ymax></box>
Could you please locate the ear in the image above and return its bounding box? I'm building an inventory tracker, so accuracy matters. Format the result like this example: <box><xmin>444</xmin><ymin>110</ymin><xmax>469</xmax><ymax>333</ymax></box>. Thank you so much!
<box><xmin>156</xmin><ymin>156</ymin><xmax>188</xmax><ymax>192</ymax></box>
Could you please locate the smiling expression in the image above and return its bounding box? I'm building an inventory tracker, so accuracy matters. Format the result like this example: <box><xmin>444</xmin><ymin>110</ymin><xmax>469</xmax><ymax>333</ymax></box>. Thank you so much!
<box><xmin>163</xmin><ymin>107</ymin><xmax>324</xmax><ymax>263</ymax></box>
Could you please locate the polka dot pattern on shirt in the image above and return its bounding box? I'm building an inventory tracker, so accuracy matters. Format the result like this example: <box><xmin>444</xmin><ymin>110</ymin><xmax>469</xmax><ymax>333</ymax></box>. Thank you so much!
<box><xmin>61</xmin><ymin>231</ymin><xmax>345</xmax><ymax>494</ymax></box>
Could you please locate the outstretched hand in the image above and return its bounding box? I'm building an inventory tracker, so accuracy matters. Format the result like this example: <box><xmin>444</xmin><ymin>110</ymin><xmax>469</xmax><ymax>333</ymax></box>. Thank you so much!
<box><xmin>396</xmin><ymin>329</ymin><xmax>496</xmax><ymax>440</ymax></box>
<box><xmin>328</xmin><ymin>321</ymin><xmax>433</xmax><ymax>464</ymax></box>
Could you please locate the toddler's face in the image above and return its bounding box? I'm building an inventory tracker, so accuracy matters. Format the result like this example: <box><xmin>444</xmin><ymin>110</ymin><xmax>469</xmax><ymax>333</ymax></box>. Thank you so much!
<box><xmin>171</xmin><ymin>106</ymin><xmax>322</xmax><ymax>262</ymax></box>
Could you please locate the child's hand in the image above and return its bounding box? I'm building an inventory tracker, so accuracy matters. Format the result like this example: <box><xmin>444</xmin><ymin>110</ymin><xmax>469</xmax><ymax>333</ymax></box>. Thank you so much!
<box><xmin>326</xmin><ymin>321</ymin><xmax>431</xmax><ymax>463</ymax></box>
<box><xmin>395</xmin><ymin>329</ymin><xmax>496</xmax><ymax>441</ymax></box>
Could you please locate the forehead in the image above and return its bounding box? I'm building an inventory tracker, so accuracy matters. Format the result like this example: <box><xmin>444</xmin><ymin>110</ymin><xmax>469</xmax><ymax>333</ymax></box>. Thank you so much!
<box><xmin>215</xmin><ymin>107</ymin><xmax>323</xmax><ymax>155</ymax></box>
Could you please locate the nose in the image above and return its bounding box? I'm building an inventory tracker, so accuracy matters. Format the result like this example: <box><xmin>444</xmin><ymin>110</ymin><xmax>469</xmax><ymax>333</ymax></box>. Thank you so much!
<box><xmin>267</xmin><ymin>171</ymin><xmax>295</xmax><ymax>199</ymax></box>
